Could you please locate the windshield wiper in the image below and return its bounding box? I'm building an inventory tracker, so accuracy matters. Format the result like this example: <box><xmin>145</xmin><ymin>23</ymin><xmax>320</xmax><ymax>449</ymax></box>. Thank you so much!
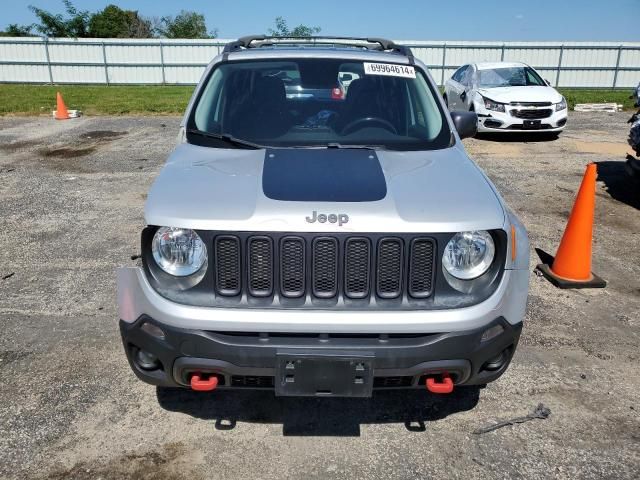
<box><xmin>186</xmin><ymin>132</ymin><xmax>389</xmax><ymax>151</ymax></box>
<box><xmin>325</xmin><ymin>143</ymin><xmax>387</xmax><ymax>150</ymax></box>
<box><xmin>187</xmin><ymin>129</ymin><xmax>262</xmax><ymax>149</ymax></box>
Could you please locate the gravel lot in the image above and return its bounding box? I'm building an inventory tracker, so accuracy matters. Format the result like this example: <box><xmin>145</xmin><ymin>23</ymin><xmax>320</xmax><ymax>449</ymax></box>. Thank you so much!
<box><xmin>0</xmin><ymin>112</ymin><xmax>638</xmax><ymax>480</ymax></box>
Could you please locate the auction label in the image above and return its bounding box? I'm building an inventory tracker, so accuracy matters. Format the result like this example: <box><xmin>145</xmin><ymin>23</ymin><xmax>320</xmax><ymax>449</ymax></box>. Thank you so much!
<box><xmin>364</xmin><ymin>62</ymin><xmax>416</xmax><ymax>78</ymax></box>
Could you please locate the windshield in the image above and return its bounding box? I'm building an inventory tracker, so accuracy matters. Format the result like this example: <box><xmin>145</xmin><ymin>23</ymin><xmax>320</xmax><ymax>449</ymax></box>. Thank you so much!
<box><xmin>188</xmin><ymin>58</ymin><xmax>450</xmax><ymax>150</ymax></box>
<box><xmin>477</xmin><ymin>67</ymin><xmax>546</xmax><ymax>88</ymax></box>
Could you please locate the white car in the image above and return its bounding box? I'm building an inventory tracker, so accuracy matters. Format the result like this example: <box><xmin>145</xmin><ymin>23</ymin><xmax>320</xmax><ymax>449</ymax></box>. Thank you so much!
<box><xmin>444</xmin><ymin>62</ymin><xmax>568</xmax><ymax>133</ymax></box>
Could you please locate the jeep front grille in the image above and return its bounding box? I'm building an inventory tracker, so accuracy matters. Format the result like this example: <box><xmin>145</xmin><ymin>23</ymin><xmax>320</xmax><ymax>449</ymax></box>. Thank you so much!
<box><xmin>248</xmin><ymin>237</ymin><xmax>273</xmax><ymax>297</ymax></box>
<box><xmin>280</xmin><ymin>237</ymin><xmax>305</xmax><ymax>297</ymax></box>
<box><xmin>214</xmin><ymin>236</ymin><xmax>241</xmax><ymax>296</ymax></box>
<box><xmin>409</xmin><ymin>239</ymin><xmax>435</xmax><ymax>298</ymax></box>
<box><xmin>312</xmin><ymin>238</ymin><xmax>339</xmax><ymax>298</ymax></box>
<box><xmin>377</xmin><ymin>239</ymin><xmax>403</xmax><ymax>298</ymax></box>
<box><xmin>344</xmin><ymin>238</ymin><xmax>371</xmax><ymax>299</ymax></box>
<box><xmin>212</xmin><ymin>234</ymin><xmax>435</xmax><ymax>302</ymax></box>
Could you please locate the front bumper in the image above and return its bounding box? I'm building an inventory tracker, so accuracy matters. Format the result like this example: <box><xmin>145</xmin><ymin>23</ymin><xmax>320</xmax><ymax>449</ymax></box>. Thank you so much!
<box><xmin>121</xmin><ymin>315</ymin><xmax>522</xmax><ymax>391</ymax></box>
<box><xmin>476</xmin><ymin>106</ymin><xmax>567</xmax><ymax>132</ymax></box>
<box><xmin>118</xmin><ymin>266</ymin><xmax>528</xmax><ymax>393</ymax></box>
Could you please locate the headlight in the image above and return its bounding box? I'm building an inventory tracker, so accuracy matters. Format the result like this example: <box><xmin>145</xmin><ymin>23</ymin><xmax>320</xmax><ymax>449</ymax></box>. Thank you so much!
<box><xmin>482</xmin><ymin>96</ymin><xmax>505</xmax><ymax>112</ymax></box>
<box><xmin>442</xmin><ymin>231</ymin><xmax>495</xmax><ymax>280</ymax></box>
<box><xmin>555</xmin><ymin>97</ymin><xmax>567</xmax><ymax>111</ymax></box>
<box><xmin>152</xmin><ymin>227</ymin><xmax>207</xmax><ymax>276</ymax></box>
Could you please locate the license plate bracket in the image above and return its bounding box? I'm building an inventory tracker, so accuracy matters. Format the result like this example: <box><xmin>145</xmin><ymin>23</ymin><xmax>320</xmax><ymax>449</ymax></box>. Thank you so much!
<box><xmin>523</xmin><ymin>119</ymin><xmax>542</xmax><ymax>129</ymax></box>
<box><xmin>275</xmin><ymin>350</ymin><xmax>374</xmax><ymax>397</ymax></box>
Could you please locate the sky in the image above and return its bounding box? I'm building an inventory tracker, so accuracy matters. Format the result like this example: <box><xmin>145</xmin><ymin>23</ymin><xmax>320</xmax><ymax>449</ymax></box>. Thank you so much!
<box><xmin>2</xmin><ymin>0</ymin><xmax>639</xmax><ymax>41</ymax></box>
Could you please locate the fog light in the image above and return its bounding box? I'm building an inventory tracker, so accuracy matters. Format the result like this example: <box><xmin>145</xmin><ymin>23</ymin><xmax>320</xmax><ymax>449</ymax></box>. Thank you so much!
<box><xmin>484</xmin><ymin>120</ymin><xmax>502</xmax><ymax>128</ymax></box>
<box><xmin>135</xmin><ymin>349</ymin><xmax>160</xmax><ymax>370</ymax></box>
<box><xmin>480</xmin><ymin>324</ymin><xmax>504</xmax><ymax>343</ymax></box>
<box><xmin>483</xmin><ymin>350</ymin><xmax>507</xmax><ymax>372</ymax></box>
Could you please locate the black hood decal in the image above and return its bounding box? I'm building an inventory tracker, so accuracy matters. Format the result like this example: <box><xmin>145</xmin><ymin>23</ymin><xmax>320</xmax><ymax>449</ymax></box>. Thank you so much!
<box><xmin>262</xmin><ymin>148</ymin><xmax>387</xmax><ymax>202</ymax></box>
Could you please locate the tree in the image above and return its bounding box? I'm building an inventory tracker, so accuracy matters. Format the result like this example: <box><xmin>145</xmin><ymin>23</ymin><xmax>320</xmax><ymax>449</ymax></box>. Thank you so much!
<box><xmin>125</xmin><ymin>12</ymin><xmax>153</xmax><ymax>39</ymax></box>
<box><xmin>0</xmin><ymin>24</ymin><xmax>34</xmax><ymax>37</ymax></box>
<box><xmin>29</xmin><ymin>0</ymin><xmax>90</xmax><ymax>37</ymax></box>
<box><xmin>268</xmin><ymin>16</ymin><xmax>321</xmax><ymax>37</ymax></box>
<box><xmin>156</xmin><ymin>10</ymin><xmax>216</xmax><ymax>39</ymax></box>
<box><xmin>88</xmin><ymin>5</ymin><xmax>153</xmax><ymax>38</ymax></box>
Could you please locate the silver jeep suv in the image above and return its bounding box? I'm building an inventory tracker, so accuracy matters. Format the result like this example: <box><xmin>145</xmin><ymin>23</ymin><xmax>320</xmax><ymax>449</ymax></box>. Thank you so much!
<box><xmin>118</xmin><ymin>36</ymin><xmax>529</xmax><ymax>397</ymax></box>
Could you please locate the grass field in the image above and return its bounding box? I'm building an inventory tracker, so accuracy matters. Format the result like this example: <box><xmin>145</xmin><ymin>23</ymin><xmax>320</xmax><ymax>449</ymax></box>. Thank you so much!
<box><xmin>560</xmin><ymin>89</ymin><xmax>634</xmax><ymax>110</ymax></box>
<box><xmin>0</xmin><ymin>85</ymin><xmax>194</xmax><ymax>116</ymax></box>
<box><xmin>0</xmin><ymin>84</ymin><xmax>635</xmax><ymax>116</ymax></box>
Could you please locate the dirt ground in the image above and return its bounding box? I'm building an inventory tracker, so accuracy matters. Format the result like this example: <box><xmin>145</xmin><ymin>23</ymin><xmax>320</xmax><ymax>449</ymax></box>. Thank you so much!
<box><xmin>0</xmin><ymin>112</ymin><xmax>638</xmax><ymax>480</ymax></box>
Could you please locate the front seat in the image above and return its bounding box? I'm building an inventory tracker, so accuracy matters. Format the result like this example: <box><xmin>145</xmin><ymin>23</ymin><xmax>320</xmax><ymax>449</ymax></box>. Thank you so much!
<box><xmin>336</xmin><ymin>77</ymin><xmax>393</xmax><ymax>132</ymax></box>
<box><xmin>232</xmin><ymin>75</ymin><xmax>290</xmax><ymax>140</ymax></box>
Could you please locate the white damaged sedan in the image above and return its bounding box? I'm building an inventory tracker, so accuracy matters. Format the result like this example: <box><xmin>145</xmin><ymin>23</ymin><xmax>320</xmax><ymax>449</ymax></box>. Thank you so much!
<box><xmin>444</xmin><ymin>62</ymin><xmax>568</xmax><ymax>133</ymax></box>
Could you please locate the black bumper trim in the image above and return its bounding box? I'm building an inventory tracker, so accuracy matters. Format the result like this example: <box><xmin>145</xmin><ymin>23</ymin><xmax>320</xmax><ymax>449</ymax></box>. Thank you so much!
<box><xmin>120</xmin><ymin>316</ymin><xmax>522</xmax><ymax>391</ymax></box>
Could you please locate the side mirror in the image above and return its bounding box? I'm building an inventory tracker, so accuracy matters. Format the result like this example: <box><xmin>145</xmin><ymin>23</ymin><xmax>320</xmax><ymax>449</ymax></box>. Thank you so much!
<box><xmin>545</xmin><ymin>79</ymin><xmax>551</xmax><ymax>86</ymax></box>
<box><xmin>450</xmin><ymin>111</ymin><xmax>478</xmax><ymax>139</ymax></box>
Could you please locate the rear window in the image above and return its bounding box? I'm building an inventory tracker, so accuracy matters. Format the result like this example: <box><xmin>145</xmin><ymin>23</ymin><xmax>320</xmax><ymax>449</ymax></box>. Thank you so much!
<box><xmin>188</xmin><ymin>58</ymin><xmax>451</xmax><ymax>150</ymax></box>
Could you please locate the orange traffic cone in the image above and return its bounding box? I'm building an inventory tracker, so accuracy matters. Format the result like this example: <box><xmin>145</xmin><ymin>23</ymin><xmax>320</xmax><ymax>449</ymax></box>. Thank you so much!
<box><xmin>55</xmin><ymin>92</ymin><xmax>70</xmax><ymax>120</ymax></box>
<box><xmin>536</xmin><ymin>163</ymin><xmax>606</xmax><ymax>289</ymax></box>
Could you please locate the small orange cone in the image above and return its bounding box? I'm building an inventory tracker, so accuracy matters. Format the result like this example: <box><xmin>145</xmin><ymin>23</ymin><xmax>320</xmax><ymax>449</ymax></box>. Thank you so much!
<box><xmin>55</xmin><ymin>92</ymin><xmax>70</xmax><ymax>120</ymax></box>
<box><xmin>536</xmin><ymin>163</ymin><xmax>606</xmax><ymax>289</ymax></box>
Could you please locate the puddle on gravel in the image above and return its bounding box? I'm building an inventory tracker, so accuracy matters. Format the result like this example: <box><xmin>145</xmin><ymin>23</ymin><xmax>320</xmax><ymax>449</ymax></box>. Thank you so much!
<box><xmin>0</xmin><ymin>350</ymin><xmax>32</xmax><ymax>368</ymax></box>
<box><xmin>33</xmin><ymin>130</ymin><xmax>129</xmax><ymax>172</ymax></box>
<box><xmin>0</xmin><ymin>139</ymin><xmax>42</xmax><ymax>152</ymax></box>
<box><xmin>80</xmin><ymin>130</ymin><xmax>127</xmax><ymax>140</ymax></box>
<box><xmin>40</xmin><ymin>146</ymin><xmax>97</xmax><ymax>158</ymax></box>
<box><xmin>43</xmin><ymin>442</ymin><xmax>197</xmax><ymax>480</ymax></box>
<box><xmin>36</xmin><ymin>146</ymin><xmax>98</xmax><ymax>172</ymax></box>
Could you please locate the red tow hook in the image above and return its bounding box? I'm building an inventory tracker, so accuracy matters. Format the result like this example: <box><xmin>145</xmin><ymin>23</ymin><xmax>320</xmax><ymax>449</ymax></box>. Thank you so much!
<box><xmin>425</xmin><ymin>373</ymin><xmax>454</xmax><ymax>394</ymax></box>
<box><xmin>190</xmin><ymin>373</ymin><xmax>219</xmax><ymax>392</ymax></box>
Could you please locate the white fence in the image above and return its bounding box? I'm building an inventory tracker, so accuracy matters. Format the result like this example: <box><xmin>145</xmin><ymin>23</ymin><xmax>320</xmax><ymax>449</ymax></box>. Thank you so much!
<box><xmin>0</xmin><ymin>37</ymin><xmax>639</xmax><ymax>88</ymax></box>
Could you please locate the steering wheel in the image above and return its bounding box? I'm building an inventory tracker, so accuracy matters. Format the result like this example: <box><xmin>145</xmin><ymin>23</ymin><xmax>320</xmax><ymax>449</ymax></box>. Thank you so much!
<box><xmin>341</xmin><ymin>117</ymin><xmax>398</xmax><ymax>136</ymax></box>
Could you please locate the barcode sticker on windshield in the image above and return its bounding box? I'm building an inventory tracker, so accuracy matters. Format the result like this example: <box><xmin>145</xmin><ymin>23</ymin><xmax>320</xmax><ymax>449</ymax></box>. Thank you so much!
<box><xmin>364</xmin><ymin>62</ymin><xmax>416</xmax><ymax>78</ymax></box>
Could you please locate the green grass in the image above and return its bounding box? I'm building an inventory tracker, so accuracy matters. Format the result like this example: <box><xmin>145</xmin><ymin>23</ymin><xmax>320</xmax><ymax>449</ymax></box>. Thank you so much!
<box><xmin>558</xmin><ymin>88</ymin><xmax>634</xmax><ymax>110</ymax></box>
<box><xmin>0</xmin><ymin>84</ymin><xmax>635</xmax><ymax>116</ymax></box>
<box><xmin>0</xmin><ymin>84</ymin><xmax>194</xmax><ymax>116</ymax></box>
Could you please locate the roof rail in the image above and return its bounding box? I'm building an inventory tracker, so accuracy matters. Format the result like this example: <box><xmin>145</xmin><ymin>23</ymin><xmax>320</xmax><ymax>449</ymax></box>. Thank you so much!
<box><xmin>222</xmin><ymin>35</ymin><xmax>414</xmax><ymax>63</ymax></box>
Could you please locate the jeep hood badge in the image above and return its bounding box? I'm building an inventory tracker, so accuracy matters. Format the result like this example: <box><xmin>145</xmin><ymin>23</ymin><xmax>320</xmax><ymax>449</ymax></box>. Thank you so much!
<box><xmin>306</xmin><ymin>211</ymin><xmax>349</xmax><ymax>226</ymax></box>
